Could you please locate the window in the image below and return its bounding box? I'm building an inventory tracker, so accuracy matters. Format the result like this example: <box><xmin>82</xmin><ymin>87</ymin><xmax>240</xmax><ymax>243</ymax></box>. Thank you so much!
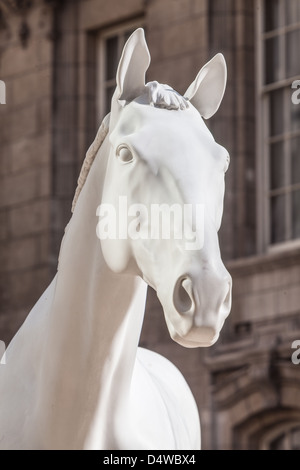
<box><xmin>96</xmin><ymin>20</ymin><xmax>144</xmax><ymax>124</ymax></box>
<box><xmin>269</xmin><ymin>425</ymin><xmax>300</xmax><ymax>450</ymax></box>
<box><xmin>257</xmin><ymin>0</ymin><xmax>300</xmax><ymax>249</ymax></box>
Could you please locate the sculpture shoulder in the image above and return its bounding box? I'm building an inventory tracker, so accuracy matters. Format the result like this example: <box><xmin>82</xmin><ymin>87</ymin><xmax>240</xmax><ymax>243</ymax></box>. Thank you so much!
<box><xmin>135</xmin><ymin>347</ymin><xmax>198</xmax><ymax>411</ymax></box>
<box><xmin>130</xmin><ymin>347</ymin><xmax>200</xmax><ymax>450</ymax></box>
<box><xmin>136</xmin><ymin>347</ymin><xmax>190</xmax><ymax>388</ymax></box>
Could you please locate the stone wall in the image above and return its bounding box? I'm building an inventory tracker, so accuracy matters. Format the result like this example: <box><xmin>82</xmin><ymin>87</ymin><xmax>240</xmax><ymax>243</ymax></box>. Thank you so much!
<box><xmin>210</xmin><ymin>248</ymin><xmax>300</xmax><ymax>449</ymax></box>
<box><xmin>0</xmin><ymin>1</ymin><xmax>54</xmax><ymax>343</ymax></box>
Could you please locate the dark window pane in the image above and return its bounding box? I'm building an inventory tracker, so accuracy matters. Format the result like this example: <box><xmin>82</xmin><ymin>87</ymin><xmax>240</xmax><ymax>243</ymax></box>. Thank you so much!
<box><xmin>286</xmin><ymin>30</ymin><xmax>300</xmax><ymax>78</ymax></box>
<box><xmin>270</xmin><ymin>194</ymin><xmax>286</xmax><ymax>243</ymax></box>
<box><xmin>292</xmin><ymin>190</ymin><xmax>300</xmax><ymax>238</ymax></box>
<box><xmin>270</xmin><ymin>426</ymin><xmax>300</xmax><ymax>450</ymax></box>
<box><xmin>270</xmin><ymin>141</ymin><xmax>285</xmax><ymax>189</ymax></box>
<box><xmin>265</xmin><ymin>36</ymin><xmax>280</xmax><ymax>84</ymax></box>
<box><xmin>105</xmin><ymin>36</ymin><xmax>118</xmax><ymax>80</ymax></box>
<box><xmin>291</xmin><ymin>427</ymin><xmax>300</xmax><ymax>450</ymax></box>
<box><xmin>264</xmin><ymin>0</ymin><xmax>281</xmax><ymax>32</ymax></box>
<box><xmin>105</xmin><ymin>85</ymin><xmax>115</xmax><ymax>114</ymax></box>
<box><xmin>269</xmin><ymin>89</ymin><xmax>284</xmax><ymax>136</ymax></box>
<box><xmin>270</xmin><ymin>433</ymin><xmax>286</xmax><ymax>450</ymax></box>
<box><xmin>124</xmin><ymin>29</ymin><xmax>136</xmax><ymax>44</ymax></box>
<box><xmin>286</xmin><ymin>0</ymin><xmax>300</xmax><ymax>26</ymax></box>
<box><xmin>291</xmin><ymin>136</ymin><xmax>300</xmax><ymax>185</ymax></box>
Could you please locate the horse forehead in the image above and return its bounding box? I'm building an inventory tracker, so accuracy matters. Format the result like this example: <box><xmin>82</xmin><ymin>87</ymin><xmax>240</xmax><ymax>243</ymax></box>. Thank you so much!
<box><xmin>115</xmin><ymin>101</ymin><xmax>211</xmax><ymax>151</ymax></box>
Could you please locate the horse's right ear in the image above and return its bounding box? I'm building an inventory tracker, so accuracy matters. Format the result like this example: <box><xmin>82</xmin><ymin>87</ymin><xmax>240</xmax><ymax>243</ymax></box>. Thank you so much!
<box><xmin>184</xmin><ymin>54</ymin><xmax>227</xmax><ymax>119</ymax></box>
<box><xmin>115</xmin><ymin>28</ymin><xmax>151</xmax><ymax>104</ymax></box>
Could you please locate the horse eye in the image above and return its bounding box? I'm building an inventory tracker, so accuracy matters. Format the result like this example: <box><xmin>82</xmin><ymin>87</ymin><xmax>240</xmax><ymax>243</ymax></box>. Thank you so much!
<box><xmin>116</xmin><ymin>146</ymin><xmax>134</xmax><ymax>164</ymax></box>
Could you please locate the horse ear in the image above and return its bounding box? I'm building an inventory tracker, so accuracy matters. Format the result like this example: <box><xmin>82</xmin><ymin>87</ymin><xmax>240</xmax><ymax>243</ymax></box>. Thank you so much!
<box><xmin>115</xmin><ymin>28</ymin><xmax>151</xmax><ymax>103</ymax></box>
<box><xmin>184</xmin><ymin>53</ymin><xmax>227</xmax><ymax>119</ymax></box>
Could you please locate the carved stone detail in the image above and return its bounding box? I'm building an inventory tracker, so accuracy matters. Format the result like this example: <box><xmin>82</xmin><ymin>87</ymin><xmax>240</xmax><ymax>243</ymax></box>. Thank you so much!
<box><xmin>0</xmin><ymin>0</ymin><xmax>59</xmax><ymax>47</ymax></box>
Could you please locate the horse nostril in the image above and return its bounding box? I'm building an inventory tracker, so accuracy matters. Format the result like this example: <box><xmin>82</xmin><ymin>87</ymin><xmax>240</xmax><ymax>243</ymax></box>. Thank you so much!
<box><xmin>173</xmin><ymin>276</ymin><xmax>194</xmax><ymax>314</ymax></box>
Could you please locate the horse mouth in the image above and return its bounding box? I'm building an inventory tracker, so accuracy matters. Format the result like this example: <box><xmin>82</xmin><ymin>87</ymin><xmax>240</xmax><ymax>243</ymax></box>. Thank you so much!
<box><xmin>169</xmin><ymin>326</ymin><xmax>220</xmax><ymax>349</ymax></box>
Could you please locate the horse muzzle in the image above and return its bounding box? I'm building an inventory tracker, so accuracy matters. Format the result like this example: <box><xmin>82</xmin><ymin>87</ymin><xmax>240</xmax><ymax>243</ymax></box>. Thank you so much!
<box><xmin>158</xmin><ymin>270</ymin><xmax>232</xmax><ymax>348</ymax></box>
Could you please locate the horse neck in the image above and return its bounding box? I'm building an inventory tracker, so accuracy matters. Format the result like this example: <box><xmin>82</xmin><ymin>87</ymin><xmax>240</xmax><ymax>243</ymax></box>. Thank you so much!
<box><xmin>37</xmin><ymin>135</ymin><xmax>148</xmax><ymax>449</ymax></box>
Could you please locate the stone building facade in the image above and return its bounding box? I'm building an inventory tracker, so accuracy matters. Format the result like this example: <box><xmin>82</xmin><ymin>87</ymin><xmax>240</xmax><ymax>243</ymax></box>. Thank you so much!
<box><xmin>0</xmin><ymin>0</ymin><xmax>300</xmax><ymax>450</ymax></box>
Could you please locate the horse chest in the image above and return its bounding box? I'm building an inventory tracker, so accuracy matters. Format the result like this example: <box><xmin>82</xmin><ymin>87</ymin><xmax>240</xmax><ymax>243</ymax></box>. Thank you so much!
<box><xmin>120</xmin><ymin>348</ymin><xmax>200</xmax><ymax>450</ymax></box>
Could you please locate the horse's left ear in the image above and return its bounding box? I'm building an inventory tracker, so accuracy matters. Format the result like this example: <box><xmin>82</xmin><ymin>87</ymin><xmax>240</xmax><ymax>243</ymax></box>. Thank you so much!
<box><xmin>184</xmin><ymin>53</ymin><xmax>227</xmax><ymax>119</ymax></box>
<box><xmin>115</xmin><ymin>28</ymin><xmax>151</xmax><ymax>103</ymax></box>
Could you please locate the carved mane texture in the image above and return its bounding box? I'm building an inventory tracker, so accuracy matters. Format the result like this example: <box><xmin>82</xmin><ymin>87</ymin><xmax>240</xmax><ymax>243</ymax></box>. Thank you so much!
<box><xmin>146</xmin><ymin>81</ymin><xmax>189</xmax><ymax>111</ymax></box>
<box><xmin>71</xmin><ymin>113</ymin><xmax>110</xmax><ymax>212</ymax></box>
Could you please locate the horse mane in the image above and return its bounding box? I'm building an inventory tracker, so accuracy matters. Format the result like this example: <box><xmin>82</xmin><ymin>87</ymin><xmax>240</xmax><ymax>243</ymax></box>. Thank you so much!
<box><xmin>71</xmin><ymin>113</ymin><xmax>110</xmax><ymax>213</ymax></box>
<box><xmin>71</xmin><ymin>82</ymin><xmax>188</xmax><ymax>212</ymax></box>
<box><xmin>146</xmin><ymin>81</ymin><xmax>189</xmax><ymax>111</ymax></box>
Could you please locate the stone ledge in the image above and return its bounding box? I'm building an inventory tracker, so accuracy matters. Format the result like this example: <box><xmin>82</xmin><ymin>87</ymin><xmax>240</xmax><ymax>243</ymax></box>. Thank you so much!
<box><xmin>226</xmin><ymin>246</ymin><xmax>300</xmax><ymax>276</ymax></box>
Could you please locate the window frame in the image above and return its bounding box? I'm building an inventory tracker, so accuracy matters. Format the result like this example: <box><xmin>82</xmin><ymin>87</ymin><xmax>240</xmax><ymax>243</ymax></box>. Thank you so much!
<box><xmin>256</xmin><ymin>0</ymin><xmax>300</xmax><ymax>253</ymax></box>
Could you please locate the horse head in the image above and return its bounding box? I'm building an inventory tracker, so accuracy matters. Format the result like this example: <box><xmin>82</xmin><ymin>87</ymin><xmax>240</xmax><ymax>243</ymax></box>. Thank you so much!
<box><xmin>99</xmin><ymin>29</ymin><xmax>232</xmax><ymax>348</ymax></box>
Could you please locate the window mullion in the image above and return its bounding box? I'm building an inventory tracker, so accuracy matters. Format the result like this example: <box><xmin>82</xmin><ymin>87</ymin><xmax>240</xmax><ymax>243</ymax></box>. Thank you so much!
<box><xmin>265</xmin><ymin>94</ymin><xmax>271</xmax><ymax>246</ymax></box>
<box><xmin>279</xmin><ymin>0</ymin><xmax>285</xmax><ymax>81</ymax></box>
<box><xmin>285</xmin><ymin>85</ymin><xmax>292</xmax><ymax>241</ymax></box>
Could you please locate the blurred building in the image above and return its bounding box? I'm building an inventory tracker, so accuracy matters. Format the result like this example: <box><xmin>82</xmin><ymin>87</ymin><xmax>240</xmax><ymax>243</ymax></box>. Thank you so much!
<box><xmin>0</xmin><ymin>0</ymin><xmax>300</xmax><ymax>450</ymax></box>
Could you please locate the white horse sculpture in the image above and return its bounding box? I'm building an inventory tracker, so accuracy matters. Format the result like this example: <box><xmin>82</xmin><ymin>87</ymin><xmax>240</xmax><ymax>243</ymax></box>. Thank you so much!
<box><xmin>0</xmin><ymin>29</ymin><xmax>232</xmax><ymax>450</ymax></box>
